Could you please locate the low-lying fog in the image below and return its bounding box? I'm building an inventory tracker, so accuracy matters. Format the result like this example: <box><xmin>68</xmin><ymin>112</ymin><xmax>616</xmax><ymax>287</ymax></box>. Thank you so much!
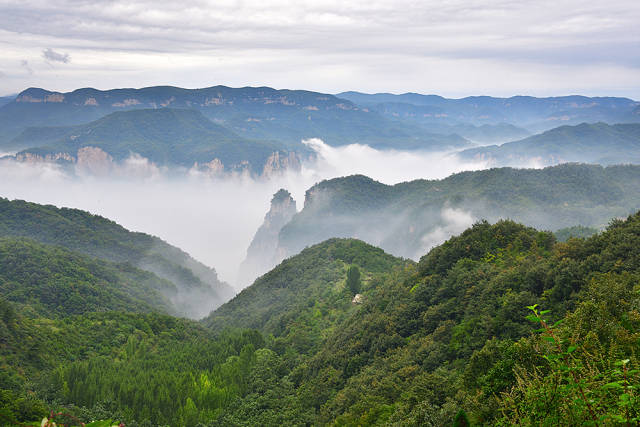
<box><xmin>0</xmin><ymin>140</ymin><xmax>489</xmax><ymax>286</ymax></box>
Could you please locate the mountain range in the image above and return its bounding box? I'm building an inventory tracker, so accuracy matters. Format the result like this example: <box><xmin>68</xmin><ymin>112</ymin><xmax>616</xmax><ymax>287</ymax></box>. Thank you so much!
<box><xmin>338</xmin><ymin>91</ymin><xmax>640</xmax><ymax>134</ymax></box>
<box><xmin>1</xmin><ymin>85</ymin><xmax>639</xmax><ymax>176</ymax></box>
<box><xmin>12</xmin><ymin>108</ymin><xmax>301</xmax><ymax>175</ymax></box>
<box><xmin>4</xmin><ymin>197</ymin><xmax>640</xmax><ymax>425</ymax></box>
<box><xmin>239</xmin><ymin>164</ymin><xmax>640</xmax><ymax>282</ymax></box>
<box><xmin>0</xmin><ymin>86</ymin><xmax>469</xmax><ymax>153</ymax></box>
<box><xmin>458</xmin><ymin>122</ymin><xmax>640</xmax><ymax>166</ymax></box>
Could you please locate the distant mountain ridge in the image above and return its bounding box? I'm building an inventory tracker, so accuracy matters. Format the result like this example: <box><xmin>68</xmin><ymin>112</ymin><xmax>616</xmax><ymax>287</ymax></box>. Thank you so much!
<box><xmin>458</xmin><ymin>122</ymin><xmax>640</xmax><ymax>166</ymax></box>
<box><xmin>0</xmin><ymin>85</ymin><xmax>469</xmax><ymax>152</ymax></box>
<box><xmin>12</xmin><ymin>108</ymin><xmax>300</xmax><ymax>175</ymax></box>
<box><xmin>338</xmin><ymin>91</ymin><xmax>640</xmax><ymax>134</ymax></box>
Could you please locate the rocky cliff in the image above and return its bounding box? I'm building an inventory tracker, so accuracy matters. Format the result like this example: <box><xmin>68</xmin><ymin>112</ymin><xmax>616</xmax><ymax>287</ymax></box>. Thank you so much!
<box><xmin>237</xmin><ymin>189</ymin><xmax>297</xmax><ymax>287</ymax></box>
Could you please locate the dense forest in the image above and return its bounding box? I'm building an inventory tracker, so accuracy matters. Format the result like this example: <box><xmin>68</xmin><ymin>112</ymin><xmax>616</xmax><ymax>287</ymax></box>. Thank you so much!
<box><xmin>3</xmin><ymin>199</ymin><xmax>640</xmax><ymax>425</ymax></box>
<box><xmin>0</xmin><ymin>197</ymin><xmax>233</xmax><ymax>318</ymax></box>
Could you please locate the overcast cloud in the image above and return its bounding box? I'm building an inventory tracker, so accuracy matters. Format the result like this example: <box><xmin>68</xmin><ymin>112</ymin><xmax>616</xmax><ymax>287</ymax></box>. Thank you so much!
<box><xmin>0</xmin><ymin>0</ymin><xmax>639</xmax><ymax>97</ymax></box>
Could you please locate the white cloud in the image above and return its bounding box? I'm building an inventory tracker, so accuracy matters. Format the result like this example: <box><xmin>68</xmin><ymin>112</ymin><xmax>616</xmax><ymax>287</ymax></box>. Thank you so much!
<box><xmin>42</xmin><ymin>47</ymin><xmax>70</xmax><ymax>63</ymax></box>
<box><xmin>419</xmin><ymin>207</ymin><xmax>476</xmax><ymax>256</ymax></box>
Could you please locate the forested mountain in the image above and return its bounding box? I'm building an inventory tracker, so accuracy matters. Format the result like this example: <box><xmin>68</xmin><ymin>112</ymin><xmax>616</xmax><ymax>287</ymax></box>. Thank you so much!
<box><xmin>256</xmin><ymin>164</ymin><xmax>640</xmax><ymax>271</ymax></box>
<box><xmin>4</xmin><ymin>211</ymin><xmax>640</xmax><ymax>425</ymax></box>
<box><xmin>338</xmin><ymin>91</ymin><xmax>640</xmax><ymax>133</ymax></box>
<box><xmin>458</xmin><ymin>122</ymin><xmax>640</xmax><ymax>166</ymax></box>
<box><xmin>0</xmin><ymin>237</ymin><xmax>175</xmax><ymax>316</ymax></box>
<box><xmin>0</xmin><ymin>197</ymin><xmax>234</xmax><ymax>318</ymax></box>
<box><xmin>207</xmin><ymin>238</ymin><xmax>409</xmax><ymax>333</ymax></box>
<box><xmin>0</xmin><ymin>86</ymin><xmax>469</xmax><ymax>152</ymax></box>
<box><xmin>12</xmin><ymin>108</ymin><xmax>299</xmax><ymax>174</ymax></box>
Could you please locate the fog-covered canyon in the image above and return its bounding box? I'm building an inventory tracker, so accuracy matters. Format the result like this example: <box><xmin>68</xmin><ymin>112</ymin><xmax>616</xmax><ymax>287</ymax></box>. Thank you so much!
<box><xmin>0</xmin><ymin>139</ymin><xmax>489</xmax><ymax>286</ymax></box>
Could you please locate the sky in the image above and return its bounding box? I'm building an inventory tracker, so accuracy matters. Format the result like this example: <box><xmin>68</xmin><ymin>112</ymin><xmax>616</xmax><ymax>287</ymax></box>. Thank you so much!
<box><xmin>1</xmin><ymin>0</ymin><xmax>639</xmax><ymax>98</ymax></box>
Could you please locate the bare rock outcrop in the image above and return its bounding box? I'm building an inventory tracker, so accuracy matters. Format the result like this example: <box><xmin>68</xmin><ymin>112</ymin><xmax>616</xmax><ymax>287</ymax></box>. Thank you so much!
<box><xmin>237</xmin><ymin>189</ymin><xmax>297</xmax><ymax>287</ymax></box>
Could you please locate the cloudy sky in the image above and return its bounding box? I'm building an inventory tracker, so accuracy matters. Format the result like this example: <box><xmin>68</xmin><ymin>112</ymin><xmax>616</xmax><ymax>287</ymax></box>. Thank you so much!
<box><xmin>1</xmin><ymin>0</ymin><xmax>639</xmax><ymax>98</ymax></box>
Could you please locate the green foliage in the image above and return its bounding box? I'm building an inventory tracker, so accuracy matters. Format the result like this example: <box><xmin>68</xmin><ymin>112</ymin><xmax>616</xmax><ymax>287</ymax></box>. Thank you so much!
<box><xmin>0</xmin><ymin>237</ymin><xmax>174</xmax><ymax>317</ymax></box>
<box><xmin>0</xmin><ymin>197</ymin><xmax>233</xmax><ymax>318</ymax></box>
<box><xmin>5</xmin><ymin>208</ymin><xmax>640</xmax><ymax>425</ymax></box>
<box><xmin>346</xmin><ymin>265</ymin><xmax>361</xmax><ymax>295</ymax></box>
<box><xmin>453</xmin><ymin>409</ymin><xmax>471</xmax><ymax>427</ymax></box>
<box><xmin>554</xmin><ymin>224</ymin><xmax>599</xmax><ymax>241</ymax></box>
<box><xmin>500</xmin><ymin>292</ymin><xmax>640</xmax><ymax>425</ymax></box>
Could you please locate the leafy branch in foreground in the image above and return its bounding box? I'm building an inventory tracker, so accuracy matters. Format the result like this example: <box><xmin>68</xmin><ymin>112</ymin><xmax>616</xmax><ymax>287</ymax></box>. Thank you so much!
<box><xmin>499</xmin><ymin>304</ymin><xmax>640</xmax><ymax>426</ymax></box>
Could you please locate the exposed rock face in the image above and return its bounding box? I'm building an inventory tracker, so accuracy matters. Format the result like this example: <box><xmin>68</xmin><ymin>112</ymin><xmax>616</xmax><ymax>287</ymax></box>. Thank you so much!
<box><xmin>15</xmin><ymin>152</ymin><xmax>74</xmax><ymax>163</ymax></box>
<box><xmin>190</xmin><ymin>158</ymin><xmax>225</xmax><ymax>177</ymax></box>
<box><xmin>262</xmin><ymin>151</ymin><xmax>301</xmax><ymax>178</ymax></box>
<box><xmin>237</xmin><ymin>189</ymin><xmax>297</xmax><ymax>287</ymax></box>
<box><xmin>76</xmin><ymin>146</ymin><xmax>114</xmax><ymax>175</ymax></box>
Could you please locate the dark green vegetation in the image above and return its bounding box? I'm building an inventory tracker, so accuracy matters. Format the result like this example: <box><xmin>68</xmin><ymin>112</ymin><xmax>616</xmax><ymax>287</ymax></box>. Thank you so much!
<box><xmin>276</xmin><ymin>163</ymin><xmax>640</xmax><ymax>260</ymax></box>
<box><xmin>459</xmin><ymin>122</ymin><xmax>640</xmax><ymax>166</ymax></box>
<box><xmin>338</xmin><ymin>92</ymin><xmax>640</xmax><ymax>133</ymax></box>
<box><xmin>206</xmin><ymin>239</ymin><xmax>407</xmax><ymax>333</ymax></box>
<box><xmin>0</xmin><ymin>86</ymin><xmax>469</xmax><ymax>152</ymax></box>
<box><xmin>554</xmin><ymin>225</ymin><xmax>600</xmax><ymax>241</ymax></box>
<box><xmin>0</xmin><ymin>197</ymin><xmax>234</xmax><ymax>318</ymax></box>
<box><xmin>14</xmin><ymin>108</ymin><xmax>294</xmax><ymax>173</ymax></box>
<box><xmin>0</xmin><ymin>237</ymin><xmax>174</xmax><ymax>316</ymax></box>
<box><xmin>5</xmin><ymin>209</ymin><xmax>640</xmax><ymax>425</ymax></box>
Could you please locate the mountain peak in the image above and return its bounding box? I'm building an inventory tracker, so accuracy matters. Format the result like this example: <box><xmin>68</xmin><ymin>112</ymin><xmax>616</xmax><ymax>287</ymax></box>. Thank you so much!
<box><xmin>237</xmin><ymin>189</ymin><xmax>298</xmax><ymax>287</ymax></box>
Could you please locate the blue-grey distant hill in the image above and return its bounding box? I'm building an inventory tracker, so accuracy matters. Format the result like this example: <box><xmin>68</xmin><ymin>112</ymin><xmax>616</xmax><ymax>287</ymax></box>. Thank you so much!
<box><xmin>13</xmin><ymin>108</ymin><xmax>299</xmax><ymax>174</ymax></box>
<box><xmin>0</xmin><ymin>95</ymin><xmax>15</xmax><ymax>108</ymax></box>
<box><xmin>338</xmin><ymin>91</ymin><xmax>640</xmax><ymax>136</ymax></box>
<box><xmin>0</xmin><ymin>86</ymin><xmax>468</xmax><ymax>152</ymax></box>
<box><xmin>457</xmin><ymin>122</ymin><xmax>640</xmax><ymax>166</ymax></box>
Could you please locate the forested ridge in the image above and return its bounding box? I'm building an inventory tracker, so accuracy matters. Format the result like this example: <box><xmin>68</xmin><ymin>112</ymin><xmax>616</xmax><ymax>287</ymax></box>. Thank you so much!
<box><xmin>0</xmin><ymin>197</ymin><xmax>234</xmax><ymax>318</ymax></box>
<box><xmin>3</xmin><ymin>205</ymin><xmax>640</xmax><ymax>425</ymax></box>
<box><xmin>277</xmin><ymin>163</ymin><xmax>640</xmax><ymax>259</ymax></box>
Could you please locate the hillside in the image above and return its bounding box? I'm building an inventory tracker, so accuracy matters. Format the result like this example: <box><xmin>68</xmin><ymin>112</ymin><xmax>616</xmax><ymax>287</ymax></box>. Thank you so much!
<box><xmin>0</xmin><ymin>86</ymin><xmax>469</xmax><ymax>152</ymax></box>
<box><xmin>207</xmin><ymin>238</ymin><xmax>409</xmax><ymax>333</ymax></box>
<box><xmin>0</xmin><ymin>300</ymin><xmax>259</xmax><ymax>426</ymax></box>
<box><xmin>213</xmin><ymin>213</ymin><xmax>640</xmax><ymax>425</ymax></box>
<box><xmin>0</xmin><ymin>237</ymin><xmax>175</xmax><ymax>316</ymax></box>
<box><xmin>338</xmin><ymin>91</ymin><xmax>640</xmax><ymax>132</ymax></box>
<box><xmin>0</xmin><ymin>197</ymin><xmax>234</xmax><ymax>318</ymax></box>
<box><xmin>458</xmin><ymin>122</ymin><xmax>640</xmax><ymax>166</ymax></box>
<box><xmin>13</xmin><ymin>108</ymin><xmax>296</xmax><ymax>174</ymax></box>
<box><xmin>273</xmin><ymin>164</ymin><xmax>640</xmax><ymax>263</ymax></box>
<box><xmin>4</xmin><ymin>212</ymin><xmax>640</xmax><ymax>425</ymax></box>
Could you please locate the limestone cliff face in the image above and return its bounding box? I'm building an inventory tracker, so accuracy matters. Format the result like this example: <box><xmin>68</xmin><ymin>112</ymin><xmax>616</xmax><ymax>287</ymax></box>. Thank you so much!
<box><xmin>76</xmin><ymin>146</ymin><xmax>114</xmax><ymax>175</ymax></box>
<box><xmin>237</xmin><ymin>189</ymin><xmax>297</xmax><ymax>287</ymax></box>
<box><xmin>262</xmin><ymin>151</ymin><xmax>301</xmax><ymax>178</ymax></box>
